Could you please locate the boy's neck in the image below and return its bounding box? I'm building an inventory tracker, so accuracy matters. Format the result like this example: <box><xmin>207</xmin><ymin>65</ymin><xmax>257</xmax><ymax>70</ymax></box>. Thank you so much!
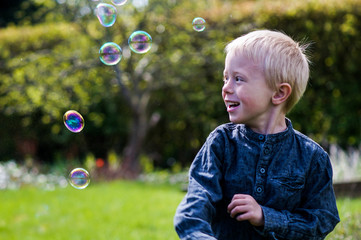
<box><xmin>247</xmin><ymin>113</ymin><xmax>288</xmax><ymax>135</ymax></box>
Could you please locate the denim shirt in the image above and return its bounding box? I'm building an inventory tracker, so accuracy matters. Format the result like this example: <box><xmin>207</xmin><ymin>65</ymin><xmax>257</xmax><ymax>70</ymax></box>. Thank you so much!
<box><xmin>174</xmin><ymin>119</ymin><xmax>340</xmax><ymax>240</ymax></box>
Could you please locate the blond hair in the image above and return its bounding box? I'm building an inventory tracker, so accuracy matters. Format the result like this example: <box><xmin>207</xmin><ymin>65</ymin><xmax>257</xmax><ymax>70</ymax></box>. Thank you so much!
<box><xmin>225</xmin><ymin>30</ymin><xmax>310</xmax><ymax>113</ymax></box>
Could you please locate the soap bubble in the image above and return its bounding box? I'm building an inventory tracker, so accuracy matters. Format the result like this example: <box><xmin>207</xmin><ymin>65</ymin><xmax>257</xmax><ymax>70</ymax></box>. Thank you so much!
<box><xmin>112</xmin><ymin>0</ymin><xmax>127</xmax><ymax>6</ymax></box>
<box><xmin>63</xmin><ymin>110</ymin><xmax>85</xmax><ymax>133</ymax></box>
<box><xmin>128</xmin><ymin>31</ymin><xmax>152</xmax><ymax>54</ymax></box>
<box><xmin>99</xmin><ymin>42</ymin><xmax>122</xmax><ymax>65</ymax></box>
<box><xmin>95</xmin><ymin>3</ymin><xmax>117</xmax><ymax>27</ymax></box>
<box><xmin>192</xmin><ymin>17</ymin><xmax>206</xmax><ymax>32</ymax></box>
<box><xmin>68</xmin><ymin>168</ymin><xmax>90</xmax><ymax>189</ymax></box>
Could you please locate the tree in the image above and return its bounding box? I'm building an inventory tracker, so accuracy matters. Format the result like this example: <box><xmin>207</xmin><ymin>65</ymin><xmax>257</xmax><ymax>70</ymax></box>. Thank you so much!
<box><xmin>0</xmin><ymin>0</ymin><xmax>222</xmax><ymax>178</ymax></box>
<box><xmin>52</xmin><ymin>0</ymin><xmax>229</xmax><ymax>178</ymax></box>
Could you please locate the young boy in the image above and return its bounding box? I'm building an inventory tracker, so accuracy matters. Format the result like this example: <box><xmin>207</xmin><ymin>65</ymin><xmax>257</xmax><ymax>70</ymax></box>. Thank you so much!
<box><xmin>174</xmin><ymin>30</ymin><xmax>339</xmax><ymax>239</ymax></box>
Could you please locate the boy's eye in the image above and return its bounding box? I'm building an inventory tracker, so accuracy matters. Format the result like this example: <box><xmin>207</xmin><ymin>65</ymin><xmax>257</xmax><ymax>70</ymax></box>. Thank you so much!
<box><xmin>235</xmin><ymin>76</ymin><xmax>244</xmax><ymax>82</ymax></box>
<box><xmin>223</xmin><ymin>76</ymin><xmax>229</xmax><ymax>83</ymax></box>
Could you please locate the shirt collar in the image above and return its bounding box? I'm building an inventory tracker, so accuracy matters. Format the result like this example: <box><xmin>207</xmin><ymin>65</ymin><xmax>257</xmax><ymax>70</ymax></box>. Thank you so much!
<box><xmin>242</xmin><ymin>118</ymin><xmax>293</xmax><ymax>144</ymax></box>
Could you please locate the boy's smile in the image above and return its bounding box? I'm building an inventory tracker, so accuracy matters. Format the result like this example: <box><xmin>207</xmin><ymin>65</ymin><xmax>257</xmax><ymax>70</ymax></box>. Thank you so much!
<box><xmin>222</xmin><ymin>52</ymin><xmax>275</xmax><ymax>132</ymax></box>
<box><xmin>225</xmin><ymin>100</ymin><xmax>240</xmax><ymax>112</ymax></box>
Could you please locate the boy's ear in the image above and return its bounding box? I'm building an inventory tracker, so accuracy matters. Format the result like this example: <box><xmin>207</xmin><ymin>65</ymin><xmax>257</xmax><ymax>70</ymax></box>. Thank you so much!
<box><xmin>272</xmin><ymin>83</ymin><xmax>292</xmax><ymax>105</ymax></box>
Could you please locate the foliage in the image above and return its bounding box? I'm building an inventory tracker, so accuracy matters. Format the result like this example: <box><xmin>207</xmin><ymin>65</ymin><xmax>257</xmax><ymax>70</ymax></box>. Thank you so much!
<box><xmin>0</xmin><ymin>0</ymin><xmax>360</xmax><ymax>170</ymax></box>
<box><xmin>0</xmin><ymin>0</ymin><xmax>44</xmax><ymax>27</ymax></box>
<box><xmin>0</xmin><ymin>21</ymin><xmax>125</xmax><ymax>161</ymax></box>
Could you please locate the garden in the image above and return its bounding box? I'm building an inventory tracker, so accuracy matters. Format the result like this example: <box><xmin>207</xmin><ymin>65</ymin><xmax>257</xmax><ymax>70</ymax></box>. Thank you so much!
<box><xmin>1</xmin><ymin>0</ymin><xmax>361</xmax><ymax>239</ymax></box>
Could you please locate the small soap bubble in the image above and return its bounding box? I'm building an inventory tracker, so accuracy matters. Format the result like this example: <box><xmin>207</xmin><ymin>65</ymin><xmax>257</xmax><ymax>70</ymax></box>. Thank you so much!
<box><xmin>128</xmin><ymin>31</ymin><xmax>152</xmax><ymax>54</ymax></box>
<box><xmin>99</xmin><ymin>42</ymin><xmax>122</xmax><ymax>65</ymax></box>
<box><xmin>95</xmin><ymin>3</ymin><xmax>117</xmax><ymax>27</ymax></box>
<box><xmin>112</xmin><ymin>0</ymin><xmax>127</xmax><ymax>6</ymax></box>
<box><xmin>63</xmin><ymin>110</ymin><xmax>85</xmax><ymax>133</ymax></box>
<box><xmin>192</xmin><ymin>17</ymin><xmax>206</xmax><ymax>32</ymax></box>
<box><xmin>68</xmin><ymin>168</ymin><xmax>90</xmax><ymax>189</ymax></box>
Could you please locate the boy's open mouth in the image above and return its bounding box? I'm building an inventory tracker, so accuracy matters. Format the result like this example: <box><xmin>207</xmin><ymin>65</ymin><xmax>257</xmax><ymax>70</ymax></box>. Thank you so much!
<box><xmin>226</xmin><ymin>101</ymin><xmax>240</xmax><ymax>110</ymax></box>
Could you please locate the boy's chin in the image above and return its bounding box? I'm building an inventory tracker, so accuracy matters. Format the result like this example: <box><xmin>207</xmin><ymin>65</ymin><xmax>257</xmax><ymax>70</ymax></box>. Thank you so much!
<box><xmin>229</xmin><ymin>116</ymin><xmax>244</xmax><ymax>124</ymax></box>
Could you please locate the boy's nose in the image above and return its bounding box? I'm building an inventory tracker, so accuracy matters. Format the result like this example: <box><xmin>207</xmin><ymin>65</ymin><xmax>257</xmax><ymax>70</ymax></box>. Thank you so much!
<box><xmin>222</xmin><ymin>80</ymin><xmax>234</xmax><ymax>94</ymax></box>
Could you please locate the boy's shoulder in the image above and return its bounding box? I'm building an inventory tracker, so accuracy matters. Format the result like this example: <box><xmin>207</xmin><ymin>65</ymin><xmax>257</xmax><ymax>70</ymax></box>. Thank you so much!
<box><xmin>293</xmin><ymin>128</ymin><xmax>323</xmax><ymax>148</ymax></box>
<box><xmin>211</xmin><ymin>122</ymin><xmax>244</xmax><ymax>137</ymax></box>
<box><xmin>293</xmin><ymin>128</ymin><xmax>329</xmax><ymax>158</ymax></box>
<box><xmin>205</xmin><ymin>123</ymin><xmax>242</xmax><ymax>144</ymax></box>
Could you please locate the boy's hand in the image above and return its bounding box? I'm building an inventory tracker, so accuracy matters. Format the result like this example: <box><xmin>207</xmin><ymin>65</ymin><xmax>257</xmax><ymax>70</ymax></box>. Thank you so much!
<box><xmin>227</xmin><ymin>194</ymin><xmax>265</xmax><ymax>227</ymax></box>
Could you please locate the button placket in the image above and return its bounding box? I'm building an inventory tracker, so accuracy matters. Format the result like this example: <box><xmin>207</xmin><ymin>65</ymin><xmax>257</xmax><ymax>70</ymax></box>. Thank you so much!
<box><xmin>263</xmin><ymin>145</ymin><xmax>272</xmax><ymax>155</ymax></box>
<box><xmin>255</xmin><ymin>144</ymin><xmax>273</xmax><ymax>199</ymax></box>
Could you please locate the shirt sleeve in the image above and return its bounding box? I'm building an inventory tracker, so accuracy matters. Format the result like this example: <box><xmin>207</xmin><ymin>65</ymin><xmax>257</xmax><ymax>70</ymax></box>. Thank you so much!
<box><xmin>174</xmin><ymin>131</ymin><xmax>224</xmax><ymax>240</ymax></box>
<box><xmin>256</xmin><ymin>152</ymin><xmax>340</xmax><ymax>239</ymax></box>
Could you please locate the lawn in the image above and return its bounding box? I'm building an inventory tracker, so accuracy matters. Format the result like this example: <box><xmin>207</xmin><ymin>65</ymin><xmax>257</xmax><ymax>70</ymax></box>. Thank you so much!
<box><xmin>1</xmin><ymin>180</ymin><xmax>360</xmax><ymax>239</ymax></box>
<box><xmin>0</xmin><ymin>181</ymin><xmax>185</xmax><ymax>240</ymax></box>
<box><xmin>326</xmin><ymin>196</ymin><xmax>361</xmax><ymax>240</ymax></box>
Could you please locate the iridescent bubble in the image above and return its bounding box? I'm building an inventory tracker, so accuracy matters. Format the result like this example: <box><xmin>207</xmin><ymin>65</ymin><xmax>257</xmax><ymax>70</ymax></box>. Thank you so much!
<box><xmin>128</xmin><ymin>31</ymin><xmax>152</xmax><ymax>54</ymax></box>
<box><xmin>63</xmin><ymin>110</ymin><xmax>85</xmax><ymax>133</ymax></box>
<box><xmin>112</xmin><ymin>0</ymin><xmax>127</xmax><ymax>6</ymax></box>
<box><xmin>68</xmin><ymin>168</ymin><xmax>90</xmax><ymax>189</ymax></box>
<box><xmin>99</xmin><ymin>42</ymin><xmax>122</xmax><ymax>65</ymax></box>
<box><xmin>192</xmin><ymin>17</ymin><xmax>206</xmax><ymax>32</ymax></box>
<box><xmin>95</xmin><ymin>3</ymin><xmax>117</xmax><ymax>27</ymax></box>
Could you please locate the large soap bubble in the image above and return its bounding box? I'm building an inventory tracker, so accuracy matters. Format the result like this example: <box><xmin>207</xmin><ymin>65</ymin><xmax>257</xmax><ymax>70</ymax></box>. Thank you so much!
<box><xmin>63</xmin><ymin>110</ymin><xmax>85</xmax><ymax>133</ymax></box>
<box><xmin>99</xmin><ymin>42</ymin><xmax>122</xmax><ymax>65</ymax></box>
<box><xmin>95</xmin><ymin>3</ymin><xmax>117</xmax><ymax>27</ymax></box>
<box><xmin>68</xmin><ymin>168</ymin><xmax>90</xmax><ymax>189</ymax></box>
<box><xmin>128</xmin><ymin>31</ymin><xmax>152</xmax><ymax>54</ymax></box>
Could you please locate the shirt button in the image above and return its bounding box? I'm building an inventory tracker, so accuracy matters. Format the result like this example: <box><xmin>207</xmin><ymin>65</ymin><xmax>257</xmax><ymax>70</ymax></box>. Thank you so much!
<box><xmin>260</xmin><ymin>168</ymin><xmax>266</xmax><ymax>174</ymax></box>
<box><xmin>256</xmin><ymin>187</ymin><xmax>263</xmax><ymax>193</ymax></box>
<box><xmin>263</xmin><ymin>147</ymin><xmax>271</xmax><ymax>155</ymax></box>
<box><xmin>258</xmin><ymin>135</ymin><xmax>264</xmax><ymax>140</ymax></box>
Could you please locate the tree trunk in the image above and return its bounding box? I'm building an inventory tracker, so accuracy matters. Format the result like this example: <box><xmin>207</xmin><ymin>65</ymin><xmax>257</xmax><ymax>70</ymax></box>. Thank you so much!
<box><xmin>119</xmin><ymin>111</ymin><xmax>148</xmax><ymax>179</ymax></box>
<box><xmin>113</xmin><ymin>65</ymin><xmax>154</xmax><ymax>179</ymax></box>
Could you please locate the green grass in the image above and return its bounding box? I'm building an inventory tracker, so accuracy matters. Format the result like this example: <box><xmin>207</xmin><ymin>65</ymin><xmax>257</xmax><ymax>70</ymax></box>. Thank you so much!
<box><xmin>1</xmin><ymin>181</ymin><xmax>360</xmax><ymax>240</ymax></box>
<box><xmin>0</xmin><ymin>181</ymin><xmax>185</xmax><ymax>240</ymax></box>
<box><xmin>326</xmin><ymin>197</ymin><xmax>361</xmax><ymax>240</ymax></box>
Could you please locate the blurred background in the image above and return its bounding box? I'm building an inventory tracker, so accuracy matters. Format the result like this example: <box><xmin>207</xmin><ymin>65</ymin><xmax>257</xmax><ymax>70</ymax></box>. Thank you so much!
<box><xmin>0</xmin><ymin>0</ymin><xmax>360</xmax><ymax>182</ymax></box>
<box><xmin>0</xmin><ymin>0</ymin><xmax>361</xmax><ymax>239</ymax></box>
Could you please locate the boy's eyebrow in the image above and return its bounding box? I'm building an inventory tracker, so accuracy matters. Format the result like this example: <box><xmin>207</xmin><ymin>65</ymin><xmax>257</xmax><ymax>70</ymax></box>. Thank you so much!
<box><xmin>227</xmin><ymin>70</ymin><xmax>247</xmax><ymax>77</ymax></box>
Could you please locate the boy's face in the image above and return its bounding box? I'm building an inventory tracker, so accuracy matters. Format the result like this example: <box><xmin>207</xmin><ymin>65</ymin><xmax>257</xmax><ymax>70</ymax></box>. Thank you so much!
<box><xmin>222</xmin><ymin>52</ymin><xmax>275</xmax><ymax>130</ymax></box>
